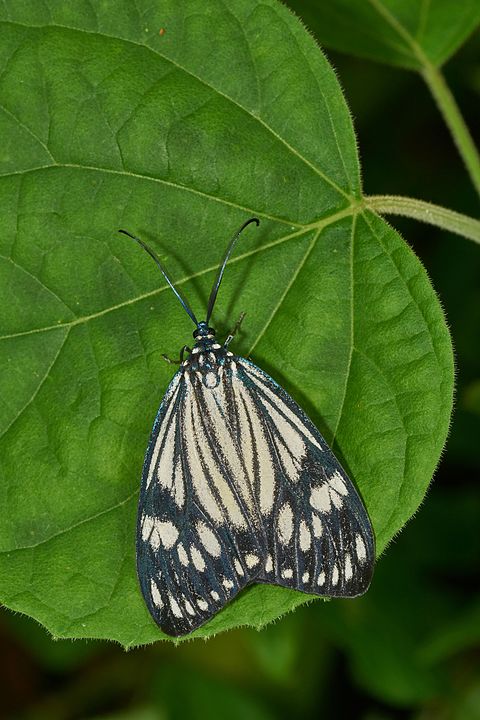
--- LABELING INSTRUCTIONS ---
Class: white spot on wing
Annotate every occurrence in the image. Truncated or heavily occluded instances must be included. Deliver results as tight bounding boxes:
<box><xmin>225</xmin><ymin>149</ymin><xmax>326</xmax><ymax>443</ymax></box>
<box><xmin>302</xmin><ymin>571</ymin><xmax>310</xmax><ymax>583</ymax></box>
<box><xmin>173</xmin><ymin>460</ymin><xmax>185</xmax><ymax>508</ymax></box>
<box><xmin>282</xmin><ymin>568</ymin><xmax>293</xmax><ymax>579</ymax></box>
<box><xmin>197</xmin><ymin>521</ymin><xmax>221</xmax><ymax>557</ymax></box>
<box><xmin>310</xmin><ymin>485</ymin><xmax>331</xmax><ymax>513</ymax></box>
<box><xmin>169</xmin><ymin>594</ymin><xmax>183</xmax><ymax>618</ymax></box>
<box><xmin>332</xmin><ymin>565</ymin><xmax>339</xmax><ymax>585</ymax></box>
<box><xmin>142</xmin><ymin>517</ymin><xmax>178</xmax><ymax>550</ymax></box>
<box><xmin>330</xmin><ymin>490</ymin><xmax>343</xmax><ymax>509</ymax></box>
<box><xmin>245</xmin><ymin>554</ymin><xmax>259</xmax><ymax>569</ymax></box>
<box><xmin>211</xmin><ymin>591</ymin><xmax>220</xmax><ymax>601</ymax></box>
<box><xmin>330</xmin><ymin>471</ymin><xmax>348</xmax><ymax>496</ymax></box>
<box><xmin>197</xmin><ymin>599</ymin><xmax>208</xmax><ymax>611</ymax></box>
<box><xmin>234</xmin><ymin>559</ymin><xmax>244</xmax><ymax>576</ymax></box>
<box><xmin>265</xmin><ymin>555</ymin><xmax>273</xmax><ymax>573</ymax></box>
<box><xmin>177</xmin><ymin>543</ymin><xmax>189</xmax><ymax>566</ymax></box>
<box><xmin>191</xmin><ymin>546</ymin><xmax>206</xmax><ymax>572</ymax></box>
<box><xmin>235</xmin><ymin>385</ymin><xmax>256</xmax><ymax>501</ymax></box>
<box><xmin>150</xmin><ymin>580</ymin><xmax>163</xmax><ymax>608</ymax></box>
<box><xmin>184</xmin><ymin>600</ymin><xmax>195</xmax><ymax>616</ymax></box>
<box><xmin>299</xmin><ymin>520</ymin><xmax>311</xmax><ymax>551</ymax></box>
<box><xmin>223</xmin><ymin>578</ymin><xmax>234</xmax><ymax>590</ymax></box>
<box><xmin>317</xmin><ymin>571</ymin><xmax>325</xmax><ymax>586</ymax></box>
<box><xmin>278</xmin><ymin>503</ymin><xmax>294</xmax><ymax>544</ymax></box>
<box><xmin>312</xmin><ymin>514</ymin><xmax>323</xmax><ymax>537</ymax></box>
<box><xmin>345</xmin><ymin>554</ymin><xmax>353</xmax><ymax>581</ymax></box>
<box><xmin>156</xmin><ymin>420</ymin><xmax>176</xmax><ymax>493</ymax></box>
<box><xmin>356</xmin><ymin>534</ymin><xmax>367</xmax><ymax>562</ymax></box>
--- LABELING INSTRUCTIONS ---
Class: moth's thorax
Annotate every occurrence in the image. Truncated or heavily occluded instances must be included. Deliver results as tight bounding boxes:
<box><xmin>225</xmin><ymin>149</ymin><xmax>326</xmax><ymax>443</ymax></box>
<box><xmin>184</xmin><ymin>337</ymin><xmax>233</xmax><ymax>390</ymax></box>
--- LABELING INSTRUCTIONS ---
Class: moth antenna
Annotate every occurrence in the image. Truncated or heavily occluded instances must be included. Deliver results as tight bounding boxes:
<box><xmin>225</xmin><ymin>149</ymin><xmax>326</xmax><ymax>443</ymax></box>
<box><xmin>119</xmin><ymin>229</ymin><xmax>198</xmax><ymax>326</ymax></box>
<box><xmin>205</xmin><ymin>218</ymin><xmax>260</xmax><ymax>325</ymax></box>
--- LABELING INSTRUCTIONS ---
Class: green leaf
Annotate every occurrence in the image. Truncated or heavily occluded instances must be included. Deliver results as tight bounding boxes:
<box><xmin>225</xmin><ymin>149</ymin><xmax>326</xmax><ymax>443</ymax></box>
<box><xmin>288</xmin><ymin>0</ymin><xmax>480</xmax><ymax>70</ymax></box>
<box><xmin>0</xmin><ymin>0</ymin><xmax>453</xmax><ymax>645</ymax></box>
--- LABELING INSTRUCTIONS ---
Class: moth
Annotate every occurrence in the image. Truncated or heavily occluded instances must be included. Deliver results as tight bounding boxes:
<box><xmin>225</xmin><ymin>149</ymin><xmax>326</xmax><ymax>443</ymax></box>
<box><xmin>120</xmin><ymin>218</ymin><xmax>375</xmax><ymax>637</ymax></box>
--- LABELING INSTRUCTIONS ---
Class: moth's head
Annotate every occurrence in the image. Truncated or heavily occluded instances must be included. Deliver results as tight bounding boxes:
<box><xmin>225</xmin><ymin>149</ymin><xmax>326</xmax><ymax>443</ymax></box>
<box><xmin>193</xmin><ymin>321</ymin><xmax>216</xmax><ymax>341</ymax></box>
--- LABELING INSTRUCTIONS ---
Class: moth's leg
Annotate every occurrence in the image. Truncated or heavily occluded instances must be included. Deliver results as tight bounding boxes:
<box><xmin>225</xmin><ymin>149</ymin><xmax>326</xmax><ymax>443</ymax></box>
<box><xmin>162</xmin><ymin>345</ymin><xmax>191</xmax><ymax>365</ymax></box>
<box><xmin>224</xmin><ymin>312</ymin><xmax>246</xmax><ymax>348</ymax></box>
<box><xmin>180</xmin><ymin>345</ymin><xmax>192</xmax><ymax>363</ymax></box>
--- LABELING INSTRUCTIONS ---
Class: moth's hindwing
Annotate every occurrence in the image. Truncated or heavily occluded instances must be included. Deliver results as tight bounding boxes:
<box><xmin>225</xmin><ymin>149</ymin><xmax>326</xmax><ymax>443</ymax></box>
<box><xmin>136</xmin><ymin>353</ymin><xmax>374</xmax><ymax>637</ymax></box>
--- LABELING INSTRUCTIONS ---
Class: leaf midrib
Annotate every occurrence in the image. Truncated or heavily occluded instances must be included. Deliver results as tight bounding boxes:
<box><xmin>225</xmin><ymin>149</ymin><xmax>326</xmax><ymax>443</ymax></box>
<box><xmin>0</xmin><ymin>163</ymin><xmax>311</xmax><ymax>227</ymax></box>
<box><xmin>0</xmin><ymin>18</ymin><xmax>353</xmax><ymax>199</ymax></box>
<box><xmin>1</xmin><ymin>489</ymin><xmax>137</xmax><ymax>555</ymax></box>
<box><xmin>366</xmin><ymin>0</ymin><xmax>434</xmax><ymax>69</ymax></box>
<box><xmin>0</xmin><ymin>205</ymin><xmax>357</xmax><ymax>341</ymax></box>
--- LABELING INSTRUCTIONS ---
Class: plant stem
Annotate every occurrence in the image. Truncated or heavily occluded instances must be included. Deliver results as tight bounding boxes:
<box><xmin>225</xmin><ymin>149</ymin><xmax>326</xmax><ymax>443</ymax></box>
<box><xmin>422</xmin><ymin>62</ymin><xmax>480</xmax><ymax>198</ymax></box>
<box><xmin>364</xmin><ymin>195</ymin><xmax>480</xmax><ymax>244</ymax></box>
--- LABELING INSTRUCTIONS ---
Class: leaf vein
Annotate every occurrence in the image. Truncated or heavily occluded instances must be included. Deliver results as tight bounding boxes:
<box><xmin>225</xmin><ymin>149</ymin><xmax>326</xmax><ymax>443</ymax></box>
<box><xmin>248</xmin><ymin>228</ymin><xmax>320</xmax><ymax>355</ymax></box>
<box><xmin>0</xmin><ymin>162</ymin><xmax>304</xmax><ymax>227</ymax></box>
<box><xmin>1</xmin><ymin>19</ymin><xmax>352</xmax><ymax>199</ymax></box>
<box><xmin>0</xmin><ymin>103</ymin><xmax>55</xmax><ymax>162</ymax></box>
<box><xmin>330</xmin><ymin>214</ymin><xmax>356</xmax><ymax>444</ymax></box>
<box><xmin>0</xmin><ymin>211</ymin><xmax>359</xmax><ymax>342</ymax></box>
<box><xmin>0</xmin><ymin>327</ymin><xmax>69</xmax><ymax>439</ymax></box>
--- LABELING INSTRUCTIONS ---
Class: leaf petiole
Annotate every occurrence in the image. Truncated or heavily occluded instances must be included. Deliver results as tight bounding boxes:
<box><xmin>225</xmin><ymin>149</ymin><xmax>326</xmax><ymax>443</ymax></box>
<box><xmin>364</xmin><ymin>195</ymin><xmax>480</xmax><ymax>244</ymax></box>
<box><xmin>421</xmin><ymin>62</ymin><xmax>480</xmax><ymax>199</ymax></box>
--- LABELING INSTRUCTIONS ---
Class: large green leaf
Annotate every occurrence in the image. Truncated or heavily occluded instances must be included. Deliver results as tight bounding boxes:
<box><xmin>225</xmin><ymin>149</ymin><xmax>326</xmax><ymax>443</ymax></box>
<box><xmin>288</xmin><ymin>0</ymin><xmax>480</xmax><ymax>70</ymax></box>
<box><xmin>0</xmin><ymin>0</ymin><xmax>453</xmax><ymax>645</ymax></box>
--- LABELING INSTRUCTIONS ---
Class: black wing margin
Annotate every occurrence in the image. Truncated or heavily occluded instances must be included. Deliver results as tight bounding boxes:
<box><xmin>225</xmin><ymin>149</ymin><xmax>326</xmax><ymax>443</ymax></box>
<box><xmin>234</xmin><ymin>358</ymin><xmax>375</xmax><ymax>599</ymax></box>
<box><xmin>136</xmin><ymin>368</ymin><xmax>264</xmax><ymax>637</ymax></box>
<box><xmin>137</xmin><ymin>355</ymin><xmax>375</xmax><ymax>637</ymax></box>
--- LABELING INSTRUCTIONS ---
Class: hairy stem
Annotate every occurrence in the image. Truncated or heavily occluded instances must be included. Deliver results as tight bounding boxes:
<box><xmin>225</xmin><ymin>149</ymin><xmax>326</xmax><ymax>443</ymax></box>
<box><xmin>422</xmin><ymin>62</ymin><xmax>480</xmax><ymax>198</ymax></box>
<box><xmin>364</xmin><ymin>195</ymin><xmax>480</xmax><ymax>244</ymax></box>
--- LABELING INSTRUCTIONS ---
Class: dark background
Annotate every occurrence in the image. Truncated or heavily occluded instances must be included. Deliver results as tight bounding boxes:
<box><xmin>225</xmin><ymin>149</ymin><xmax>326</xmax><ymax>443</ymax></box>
<box><xmin>2</xmin><ymin>18</ymin><xmax>479</xmax><ymax>720</ymax></box>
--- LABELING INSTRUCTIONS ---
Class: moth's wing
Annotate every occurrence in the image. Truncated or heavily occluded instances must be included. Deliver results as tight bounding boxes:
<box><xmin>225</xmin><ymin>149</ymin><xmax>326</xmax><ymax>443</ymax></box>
<box><xmin>136</xmin><ymin>369</ymin><xmax>263</xmax><ymax>637</ymax></box>
<box><xmin>234</xmin><ymin>358</ymin><xmax>375</xmax><ymax>598</ymax></box>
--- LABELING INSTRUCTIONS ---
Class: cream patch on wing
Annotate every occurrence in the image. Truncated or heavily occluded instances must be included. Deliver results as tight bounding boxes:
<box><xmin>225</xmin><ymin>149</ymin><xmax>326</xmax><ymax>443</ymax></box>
<box><xmin>200</xmin><ymin>376</ymin><xmax>254</xmax><ymax>513</ymax></box>
<box><xmin>142</xmin><ymin>516</ymin><xmax>178</xmax><ymax>550</ymax></box>
<box><xmin>310</xmin><ymin>484</ymin><xmax>331</xmax><ymax>513</ymax></box>
<box><xmin>183</xmin><ymin>384</ymin><xmax>245</xmax><ymax>528</ymax></box>
<box><xmin>196</xmin><ymin>521</ymin><xmax>221</xmax><ymax>557</ymax></box>
<box><xmin>235</xmin><ymin>380</ymin><xmax>276</xmax><ymax>515</ymax></box>
<box><xmin>146</xmin><ymin>375</ymin><xmax>181</xmax><ymax>488</ymax></box>
<box><xmin>261</xmin><ymin>400</ymin><xmax>306</xmax><ymax>481</ymax></box>
<box><xmin>239</xmin><ymin>361</ymin><xmax>323</xmax><ymax>451</ymax></box>
<box><xmin>277</xmin><ymin>503</ymin><xmax>294</xmax><ymax>544</ymax></box>
<box><xmin>299</xmin><ymin>520</ymin><xmax>311</xmax><ymax>551</ymax></box>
